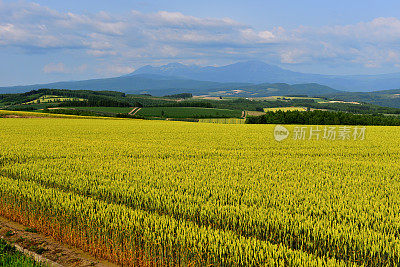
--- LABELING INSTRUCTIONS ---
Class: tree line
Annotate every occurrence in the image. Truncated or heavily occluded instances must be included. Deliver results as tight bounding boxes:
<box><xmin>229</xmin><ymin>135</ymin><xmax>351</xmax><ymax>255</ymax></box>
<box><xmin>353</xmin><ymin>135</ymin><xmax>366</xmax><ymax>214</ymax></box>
<box><xmin>246</xmin><ymin>110</ymin><xmax>400</xmax><ymax>126</ymax></box>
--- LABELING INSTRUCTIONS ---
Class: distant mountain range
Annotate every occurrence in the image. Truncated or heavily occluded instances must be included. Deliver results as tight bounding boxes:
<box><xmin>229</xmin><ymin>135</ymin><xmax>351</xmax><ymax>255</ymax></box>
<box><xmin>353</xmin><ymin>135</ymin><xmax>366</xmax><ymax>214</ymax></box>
<box><xmin>0</xmin><ymin>74</ymin><xmax>249</xmax><ymax>95</ymax></box>
<box><xmin>0</xmin><ymin>73</ymin><xmax>340</xmax><ymax>97</ymax></box>
<box><xmin>130</xmin><ymin>61</ymin><xmax>400</xmax><ymax>92</ymax></box>
<box><xmin>1</xmin><ymin>60</ymin><xmax>400</xmax><ymax>96</ymax></box>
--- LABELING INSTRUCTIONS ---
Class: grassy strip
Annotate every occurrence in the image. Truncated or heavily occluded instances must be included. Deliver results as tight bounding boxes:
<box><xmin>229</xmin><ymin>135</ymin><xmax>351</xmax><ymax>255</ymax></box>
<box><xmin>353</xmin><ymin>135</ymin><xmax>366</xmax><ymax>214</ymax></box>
<box><xmin>0</xmin><ymin>239</ymin><xmax>40</xmax><ymax>266</ymax></box>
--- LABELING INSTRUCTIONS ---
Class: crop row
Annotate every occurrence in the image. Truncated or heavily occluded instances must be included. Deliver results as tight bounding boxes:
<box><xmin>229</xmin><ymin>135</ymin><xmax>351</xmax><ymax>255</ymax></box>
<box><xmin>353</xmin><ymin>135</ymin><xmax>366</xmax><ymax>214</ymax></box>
<box><xmin>0</xmin><ymin>175</ymin><xmax>340</xmax><ymax>266</ymax></box>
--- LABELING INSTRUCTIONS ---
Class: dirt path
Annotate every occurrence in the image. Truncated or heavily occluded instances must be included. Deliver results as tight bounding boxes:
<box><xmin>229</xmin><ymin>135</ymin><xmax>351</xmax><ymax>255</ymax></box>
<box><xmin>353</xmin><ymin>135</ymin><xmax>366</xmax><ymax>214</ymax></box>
<box><xmin>131</xmin><ymin>108</ymin><xmax>142</xmax><ymax>116</ymax></box>
<box><xmin>0</xmin><ymin>216</ymin><xmax>119</xmax><ymax>267</ymax></box>
<box><xmin>128</xmin><ymin>107</ymin><xmax>137</xmax><ymax>115</ymax></box>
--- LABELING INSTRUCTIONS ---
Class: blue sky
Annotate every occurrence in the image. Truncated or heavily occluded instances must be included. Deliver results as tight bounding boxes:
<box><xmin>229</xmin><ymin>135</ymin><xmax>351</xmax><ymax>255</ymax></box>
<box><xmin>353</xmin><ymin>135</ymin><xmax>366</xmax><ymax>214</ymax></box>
<box><xmin>1</xmin><ymin>0</ymin><xmax>400</xmax><ymax>86</ymax></box>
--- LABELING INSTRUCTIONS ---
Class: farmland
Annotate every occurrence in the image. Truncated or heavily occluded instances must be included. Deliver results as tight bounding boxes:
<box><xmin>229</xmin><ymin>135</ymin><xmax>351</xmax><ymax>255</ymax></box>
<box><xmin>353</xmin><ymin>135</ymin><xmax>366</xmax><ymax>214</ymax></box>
<box><xmin>3</xmin><ymin>89</ymin><xmax>400</xmax><ymax>121</ymax></box>
<box><xmin>24</xmin><ymin>95</ymin><xmax>86</xmax><ymax>104</ymax></box>
<box><xmin>135</xmin><ymin>107</ymin><xmax>242</xmax><ymax>118</ymax></box>
<box><xmin>264</xmin><ymin>107</ymin><xmax>308</xmax><ymax>112</ymax></box>
<box><xmin>0</xmin><ymin>109</ymin><xmax>115</xmax><ymax>119</ymax></box>
<box><xmin>0</xmin><ymin>117</ymin><xmax>400</xmax><ymax>266</ymax></box>
<box><xmin>63</xmin><ymin>106</ymin><xmax>134</xmax><ymax>114</ymax></box>
<box><xmin>198</xmin><ymin>118</ymin><xmax>245</xmax><ymax>124</ymax></box>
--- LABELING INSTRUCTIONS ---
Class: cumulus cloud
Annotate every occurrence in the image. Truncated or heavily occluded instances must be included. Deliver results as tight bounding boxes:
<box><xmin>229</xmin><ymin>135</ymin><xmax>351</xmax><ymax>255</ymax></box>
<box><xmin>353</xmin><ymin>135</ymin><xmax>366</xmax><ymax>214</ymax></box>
<box><xmin>283</xmin><ymin>17</ymin><xmax>400</xmax><ymax>68</ymax></box>
<box><xmin>106</xmin><ymin>65</ymin><xmax>136</xmax><ymax>74</ymax></box>
<box><xmin>43</xmin><ymin>62</ymin><xmax>67</xmax><ymax>73</ymax></box>
<box><xmin>43</xmin><ymin>62</ymin><xmax>91</xmax><ymax>74</ymax></box>
<box><xmin>1</xmin><ymin>1</ymin><xmax>400</xmax><ymax>73</ymax></box>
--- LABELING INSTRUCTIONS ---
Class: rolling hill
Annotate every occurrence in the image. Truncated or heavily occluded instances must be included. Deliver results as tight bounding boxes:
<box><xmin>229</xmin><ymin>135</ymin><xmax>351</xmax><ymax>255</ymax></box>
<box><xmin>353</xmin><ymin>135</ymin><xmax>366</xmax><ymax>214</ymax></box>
<box><xmin>130</xmin><ymin>61</ymin><xmax>400</xmax><ymax>92</ymax></box>
<box><xmin>323</xmin><ymin>88</ymin><xmax>400</xmax><ymax>108</ymax></box>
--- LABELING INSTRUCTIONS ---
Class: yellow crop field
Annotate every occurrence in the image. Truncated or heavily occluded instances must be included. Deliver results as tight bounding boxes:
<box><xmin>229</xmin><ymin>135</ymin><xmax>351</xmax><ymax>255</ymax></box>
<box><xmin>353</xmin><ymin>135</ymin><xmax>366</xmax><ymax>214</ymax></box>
<box><xmin>24</xmin><ymin>95</ymin><xmax>86</xmax><ymax>104</ymax></box>
<box><xmin>0</xmin><ymin>110</ymin><xmax>118</xmax><ymax>119</ymax></box>
<box><xmin>198</xmin><ymin>118</ymin><xmax>245</xmax><ymax>124</ymax></box>
<box><xmin>1</xmin><ymin>118</ymin><xmax>400</xmax><ymax>266</ymax></box>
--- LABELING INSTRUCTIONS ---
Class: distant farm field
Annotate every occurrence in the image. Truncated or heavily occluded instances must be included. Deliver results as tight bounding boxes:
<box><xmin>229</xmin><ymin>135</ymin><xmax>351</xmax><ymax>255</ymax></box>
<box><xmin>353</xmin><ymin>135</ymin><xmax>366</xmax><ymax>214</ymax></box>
<box><xmin>245</xmin><ymin>110</ymin><xmax>266</xmax><ymax>116</ymax></box>
<box><xmin>198</xmin><ymin>118</ymin><xmax>245</xmax><ymax>124</ymax></box>
<box><xmin>264</xmin><ymin>107</ymin><xmax>307</xmax><ymax>112</ymax></box>
<box><xmin>0</xmin><ymin>109</ymin><xmax>84</xmax><ymax>118</ymax></box>
<box><xmin>136</xmin><ymin>107</ymin><xmax>242</xmax><ymax>118</ymax></box>
<box><xmin>25</xmin><ymin>95</ymin><xmax>85</xmax><ymax>104</ymax></box>
<box><xmin>1</xmin><ymin>118</ymin><xmax>400</xmax><ymax>265</ymax></box>
<box><xmin>67</xmin><ymin>106</ymin><xmax>134</xmax><ymax>114</ymax></box>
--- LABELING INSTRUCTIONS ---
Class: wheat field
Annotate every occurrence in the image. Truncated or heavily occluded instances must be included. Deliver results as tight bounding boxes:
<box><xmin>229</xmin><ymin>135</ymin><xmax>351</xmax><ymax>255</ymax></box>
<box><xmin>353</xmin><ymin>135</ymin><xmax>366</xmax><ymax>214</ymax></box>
<box><xmin>0</xmin><ymin>117</ymin><xmax>399</xmax><ymax>266</ymax></box>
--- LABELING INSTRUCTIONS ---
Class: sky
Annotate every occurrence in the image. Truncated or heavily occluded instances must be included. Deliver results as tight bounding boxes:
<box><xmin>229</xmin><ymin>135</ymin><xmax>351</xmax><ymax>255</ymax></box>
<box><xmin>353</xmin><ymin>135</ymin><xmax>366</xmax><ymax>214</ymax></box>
<box><xmin>1</xmin><ymin>0</ymin><xmax>400</xmax><ymax>86</ymax></box>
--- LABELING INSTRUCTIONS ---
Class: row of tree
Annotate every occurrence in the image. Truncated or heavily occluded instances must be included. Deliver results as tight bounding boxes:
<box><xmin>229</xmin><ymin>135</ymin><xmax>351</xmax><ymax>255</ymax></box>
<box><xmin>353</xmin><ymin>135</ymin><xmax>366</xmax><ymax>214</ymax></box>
<box><xmin>246</xmin><ymin>110</ymin><xmax>400</xmax><ymax>126</ymax></box>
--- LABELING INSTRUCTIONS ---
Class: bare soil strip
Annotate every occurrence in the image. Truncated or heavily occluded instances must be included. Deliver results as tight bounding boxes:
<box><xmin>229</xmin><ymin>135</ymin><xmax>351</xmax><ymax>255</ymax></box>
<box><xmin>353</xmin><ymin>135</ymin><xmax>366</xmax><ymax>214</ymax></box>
<box><xmin>0</xmin><ymin>216</ymin><xmax>119</xmax><ymax>267</ymax></box>
<box><xmin>128</xmin><ymin>107</ymin><xmax>137</xmax><ymax>115</ymax></box>
<box><xmin>131</xmin><ymin>108</ymin><xmax>142</xmax><ymax>116</ymax></box>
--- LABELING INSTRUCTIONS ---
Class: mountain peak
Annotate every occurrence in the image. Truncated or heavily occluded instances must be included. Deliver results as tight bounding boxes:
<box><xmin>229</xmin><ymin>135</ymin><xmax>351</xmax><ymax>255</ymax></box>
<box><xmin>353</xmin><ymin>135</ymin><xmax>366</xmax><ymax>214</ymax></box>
<box><xmin>130</xmin><ymin>60</ymin><xmax>293</xmax><ymax>83</ymax></box>
<box><xmin>160</xmin><ymin>62</ymin><xmax>188</xmax><ymax>70</ymax></box>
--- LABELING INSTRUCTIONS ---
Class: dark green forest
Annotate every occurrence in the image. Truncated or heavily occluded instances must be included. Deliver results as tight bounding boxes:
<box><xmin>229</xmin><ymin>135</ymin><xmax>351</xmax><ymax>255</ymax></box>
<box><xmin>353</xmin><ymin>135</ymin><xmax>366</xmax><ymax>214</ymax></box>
<box><xmin>246</xmin><ymin>110</ymin><xmax>400</xmax><ymax>126</ymax></box>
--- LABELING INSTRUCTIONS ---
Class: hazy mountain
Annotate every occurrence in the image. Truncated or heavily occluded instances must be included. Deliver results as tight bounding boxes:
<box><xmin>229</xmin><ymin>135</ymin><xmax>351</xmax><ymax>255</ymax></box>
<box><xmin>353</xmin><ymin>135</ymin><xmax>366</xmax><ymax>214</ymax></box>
<box><xmin>0</xmin><ymin>73</ymin><xmax>340</xmax><ymax>97</ymax></box>
<box><xmin>3</xmin><ymin>72</ymin><xmax>400</xmax><ymax>108</ymax></box>
<box><xmin>131</xmin><ymin>61</ymin><xmax>306</xmax><ymax>84</ymax></box>
<box><xmin>2</xmin><ymin>60</ymin><xmax>399</xmax><ymax>96</ymax></box>
<box><xmin>0</xmin><ymin>74</ymin><xmax>246</xmax><ymax>95</ymax></box>
<box><xmin>239</xmin><ymin>83</ymin><xmax>340</xmax><ymax>96</ymax></box>
<box><xmin>131</xmin><ymin>61</ymin><xmax>400</xmax><ymax>92</ymax></box>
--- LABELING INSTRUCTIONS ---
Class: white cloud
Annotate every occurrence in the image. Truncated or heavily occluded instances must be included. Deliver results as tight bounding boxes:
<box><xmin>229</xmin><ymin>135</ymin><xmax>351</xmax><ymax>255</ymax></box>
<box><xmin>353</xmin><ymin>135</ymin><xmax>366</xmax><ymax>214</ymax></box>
<box><xmin>104</xmin><ymin>65</ymin><xmax>135</xmax><ymax>75</ymax></box>
<box><xmin>287</xmin><ymin>17</ymin><xmax>400</xmax><ymax>68</ymax></box>
<box><xmin>43</xmin><ymin>62</ymin><xmax>67</xmax><ymax>73</ymax></box>
<box><xmin>76</xmin><ymin>64</ymin><xmax>88</xmax><ymax>73</ymax></box>
<box><xmin>280</xmin><ymin>49</ymin><xmax>308</xmax><ymax>64</ymax></box>
<box><xmin>1</xmin><ymin>2</ymin><xmax>400</xmax><ymax>73</ymax></box>
<box><xmin>43</xmin><ymin>62</ymin><xmax>92</xmax><ymax>74</ymax></box>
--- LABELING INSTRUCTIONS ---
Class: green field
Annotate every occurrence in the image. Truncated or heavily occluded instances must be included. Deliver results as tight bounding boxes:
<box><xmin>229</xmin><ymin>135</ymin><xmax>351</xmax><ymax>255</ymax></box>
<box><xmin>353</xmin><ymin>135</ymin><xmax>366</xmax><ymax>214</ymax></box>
<box><xmin>136</xmin><ymin>107</ymin><xmax>242</xmax><ymax>118</ymax></box>
<box><xmin>0</xmin><ymin>239</ymin><xmax>39</xmax><ymax>266</ymax></box>
<box><xmin>67</xmin><ymin>106</ymin><xmax>134</xmax><ymax>114</ymax></box>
